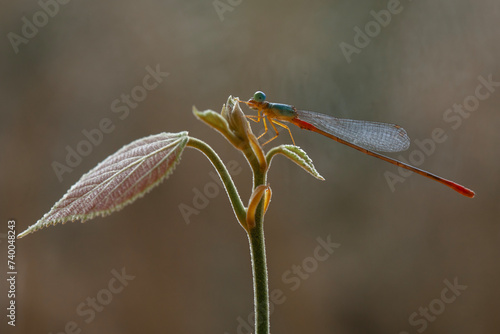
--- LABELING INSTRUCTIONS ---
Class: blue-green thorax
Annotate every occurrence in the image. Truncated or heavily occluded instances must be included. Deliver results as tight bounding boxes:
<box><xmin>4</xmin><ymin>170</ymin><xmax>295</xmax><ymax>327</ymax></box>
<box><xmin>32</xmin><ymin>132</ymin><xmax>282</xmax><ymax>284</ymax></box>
<box><xmin>265</xmin><ymin>102</ymin><xmax>298</xmax><ymax>121</ymax></box>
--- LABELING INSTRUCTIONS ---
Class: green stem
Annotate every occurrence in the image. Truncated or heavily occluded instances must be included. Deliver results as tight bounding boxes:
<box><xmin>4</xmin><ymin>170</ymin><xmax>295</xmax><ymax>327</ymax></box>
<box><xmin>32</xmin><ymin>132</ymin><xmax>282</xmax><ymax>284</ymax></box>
<box><xmin>248</xmin><ymin>169</ymin><xmax>269</xmax><ymax>334</ymax></box>
<box><xmin>186</xmin><ymin>137</ymin><xmax>247</xmax><ymax>227</ymax></box>
<box><xmin>248</xmin><ymin>217</ymin><xmax>269</xmax><ymax>334</ymax></box>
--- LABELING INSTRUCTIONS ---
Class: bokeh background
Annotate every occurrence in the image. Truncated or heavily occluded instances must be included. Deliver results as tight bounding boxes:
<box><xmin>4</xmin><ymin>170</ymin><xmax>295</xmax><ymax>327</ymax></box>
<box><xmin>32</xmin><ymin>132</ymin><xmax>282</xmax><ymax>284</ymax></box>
<box><xmin>1</xmin><ymin>0</ymin><xmax>499</xmax><ymax>333</ymax></box>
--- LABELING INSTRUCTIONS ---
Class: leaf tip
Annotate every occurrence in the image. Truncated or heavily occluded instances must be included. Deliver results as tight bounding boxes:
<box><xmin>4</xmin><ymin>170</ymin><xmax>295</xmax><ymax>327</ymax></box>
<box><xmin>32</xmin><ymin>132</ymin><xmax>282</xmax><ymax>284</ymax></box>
<box><xmin>17</xmin><ymin>229</ymin><xmax>31</xmax><ymax>239</ymax></box>
<box><xmin>267</xmin><ymin>145</ymin><xmax>324</xmax><ymax>181</ymax></box>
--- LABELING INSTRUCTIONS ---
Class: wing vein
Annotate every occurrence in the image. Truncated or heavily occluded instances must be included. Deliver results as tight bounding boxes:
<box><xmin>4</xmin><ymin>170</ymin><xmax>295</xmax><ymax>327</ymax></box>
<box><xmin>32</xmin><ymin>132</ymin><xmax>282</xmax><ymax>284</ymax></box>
<box><xmin>295</xmin><ymin>110</ymin><xmax>410</xmax><ymax>152</ymax></box>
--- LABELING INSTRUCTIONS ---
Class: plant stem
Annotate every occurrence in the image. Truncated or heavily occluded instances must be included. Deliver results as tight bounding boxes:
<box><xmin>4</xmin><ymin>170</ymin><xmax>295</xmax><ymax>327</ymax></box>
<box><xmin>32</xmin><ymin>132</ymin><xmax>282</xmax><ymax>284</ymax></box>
<box><xmin>186</xmin><ymin>137</ymin><xmax>247</xmax><ymax>226</ymax></box>
<box><xmin>248</xmin><ymin>169</ymin><xmax>269</xmax><ymax>334</ymax></box>
<box><xmin>248</xmin><ymin>219</ymin><xmax>269</xmax><ymax>334</ymax></box>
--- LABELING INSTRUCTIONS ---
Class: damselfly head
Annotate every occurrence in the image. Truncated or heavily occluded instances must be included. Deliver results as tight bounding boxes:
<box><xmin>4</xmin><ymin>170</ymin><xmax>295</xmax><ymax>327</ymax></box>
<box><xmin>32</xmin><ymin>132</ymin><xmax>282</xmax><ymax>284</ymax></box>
<box><xmin>253</xmin><ymin>91</ymin><xmax>266</xmax><ymax>102</ymax></box>
<box><xmin>238</xmin><ymin>91</ymin><xmax>268</xmax><ymax>110</ymax></box>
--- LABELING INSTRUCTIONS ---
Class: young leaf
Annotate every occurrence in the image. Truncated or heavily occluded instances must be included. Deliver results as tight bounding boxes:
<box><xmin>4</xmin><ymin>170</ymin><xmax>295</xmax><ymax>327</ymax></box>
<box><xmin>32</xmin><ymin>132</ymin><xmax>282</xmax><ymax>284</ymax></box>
<box><xmin>18</xmin><ymin>131</ymin><xmax>189</xmax><ymax>238</ymax></box>
<box><xmin>266</xmin><ymin>145</ymin><xmax>325</xmax><ymax>181</ymax></box>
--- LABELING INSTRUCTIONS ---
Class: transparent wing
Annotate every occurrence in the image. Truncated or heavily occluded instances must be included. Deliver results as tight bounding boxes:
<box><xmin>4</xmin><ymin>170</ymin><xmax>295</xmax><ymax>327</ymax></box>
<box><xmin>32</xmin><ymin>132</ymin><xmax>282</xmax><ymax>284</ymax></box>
<box><xmin>296</xmin><ymin>110</ymin><xmax>410</xmax><ymax>152</ymax></box>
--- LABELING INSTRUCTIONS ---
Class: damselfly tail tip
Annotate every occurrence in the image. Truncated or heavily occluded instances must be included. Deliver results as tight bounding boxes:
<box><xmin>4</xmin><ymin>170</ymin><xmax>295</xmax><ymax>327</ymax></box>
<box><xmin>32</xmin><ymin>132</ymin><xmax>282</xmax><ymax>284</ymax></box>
<box><xmin>447</xmin><ymin>181</ymin><xmax>475</xmax><ymax>198</ymax></box>
<box><xmin>461</xmin><ymin>187</ymin><xmax>475</xmax><ymax>198</ymax></box>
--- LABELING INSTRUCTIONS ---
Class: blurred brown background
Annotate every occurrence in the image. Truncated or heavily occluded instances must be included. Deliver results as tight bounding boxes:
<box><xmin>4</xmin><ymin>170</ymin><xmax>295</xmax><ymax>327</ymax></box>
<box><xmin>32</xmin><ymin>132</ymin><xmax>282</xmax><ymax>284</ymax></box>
<box><xmin>1</xmin><ymin>0</ymin><xmax>499</xmax><ymax>333</ymax></box>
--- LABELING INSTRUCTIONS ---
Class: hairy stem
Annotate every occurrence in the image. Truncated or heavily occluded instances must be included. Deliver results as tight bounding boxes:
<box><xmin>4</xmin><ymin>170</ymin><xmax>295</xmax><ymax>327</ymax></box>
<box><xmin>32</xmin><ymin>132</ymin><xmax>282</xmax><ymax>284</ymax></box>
<box><xmin>248</xmin><ymin>212</ymin><xmax>269</xmax><ymax>334</ymax></box>
<box><xmin>248</xmin><ymin>168</ymin><xmax>269</xmax><ymax>334</ymax></box>
<box><xmin>186</xmin><ymin>137</ymin><xmax>247</xmax><ymax>227</ymax></box>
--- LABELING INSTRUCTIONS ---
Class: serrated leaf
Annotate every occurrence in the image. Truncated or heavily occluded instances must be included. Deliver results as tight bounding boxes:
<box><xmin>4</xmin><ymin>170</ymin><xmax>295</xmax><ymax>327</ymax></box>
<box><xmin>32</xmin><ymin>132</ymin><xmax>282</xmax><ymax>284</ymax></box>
<box><xmin>266</xmin><ymin>145</ymin><xmax>324</xmax><ymax>181</ymax></box>
<box><xmin>18</xmin><ymin>131</ymin><xmax>189</xmax><ymax>238</ymax></box>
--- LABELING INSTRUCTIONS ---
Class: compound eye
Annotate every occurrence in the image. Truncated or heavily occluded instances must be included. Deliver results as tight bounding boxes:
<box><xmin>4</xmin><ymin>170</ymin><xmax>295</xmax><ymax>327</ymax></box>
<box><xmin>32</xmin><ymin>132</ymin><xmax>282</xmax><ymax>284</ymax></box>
<box><xmin>253</xmin><ymin>91</ymin><xmax>266</xmax><ymax>102</ymax></box>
